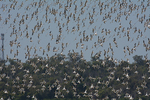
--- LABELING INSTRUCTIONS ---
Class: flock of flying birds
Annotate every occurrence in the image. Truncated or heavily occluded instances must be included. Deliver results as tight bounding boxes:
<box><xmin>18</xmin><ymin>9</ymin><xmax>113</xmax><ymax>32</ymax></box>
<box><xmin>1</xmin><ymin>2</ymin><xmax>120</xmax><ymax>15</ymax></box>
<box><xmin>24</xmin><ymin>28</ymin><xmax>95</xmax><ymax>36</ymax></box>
<box><xmin>0</xmin><ymin>0</ymin><xmax>150</xmax><ymax>60</ymax></box>
<box><xmin>0</xmin><ymin>0</ymin><xmax>149</xmax><ymax>63</ymax></box>
<box><xmin>0</xmin><ymin>0</ymin><xmax>150</xmax><ymax>99</ymax></box>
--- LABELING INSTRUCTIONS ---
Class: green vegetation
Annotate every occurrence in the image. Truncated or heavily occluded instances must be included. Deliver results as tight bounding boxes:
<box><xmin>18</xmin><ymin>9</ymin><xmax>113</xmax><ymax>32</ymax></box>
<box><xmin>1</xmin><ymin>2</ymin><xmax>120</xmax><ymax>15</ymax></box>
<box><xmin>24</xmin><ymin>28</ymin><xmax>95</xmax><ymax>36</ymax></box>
<box><xmin>0</xmin><ymin>54</ymin><xmax>150</xmax><ymax>100</ymax></box>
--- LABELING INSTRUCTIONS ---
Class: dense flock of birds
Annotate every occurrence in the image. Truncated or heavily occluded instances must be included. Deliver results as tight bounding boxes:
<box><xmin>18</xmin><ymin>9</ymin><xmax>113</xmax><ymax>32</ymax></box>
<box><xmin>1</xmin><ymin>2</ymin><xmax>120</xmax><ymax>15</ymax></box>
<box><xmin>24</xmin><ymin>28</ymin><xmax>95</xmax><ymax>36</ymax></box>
<box><xmin>0</xmin><ymin>0</ymin><xmax>149</xmax><ymax>63</ymax></box>
<box><xmin>0</xmin><ymin>0</ymin><xmax>150</xmax><ymax>99</ymax></box>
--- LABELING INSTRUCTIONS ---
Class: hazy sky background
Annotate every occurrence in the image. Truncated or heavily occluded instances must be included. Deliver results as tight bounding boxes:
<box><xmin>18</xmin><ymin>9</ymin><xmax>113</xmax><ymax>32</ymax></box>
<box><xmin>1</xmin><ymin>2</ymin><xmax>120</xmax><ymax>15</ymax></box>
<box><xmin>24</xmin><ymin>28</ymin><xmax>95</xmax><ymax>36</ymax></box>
<box><xmin>0</xmin><ymin>0</ymin><xmax>150</xmax><ymax>63</ymax></box>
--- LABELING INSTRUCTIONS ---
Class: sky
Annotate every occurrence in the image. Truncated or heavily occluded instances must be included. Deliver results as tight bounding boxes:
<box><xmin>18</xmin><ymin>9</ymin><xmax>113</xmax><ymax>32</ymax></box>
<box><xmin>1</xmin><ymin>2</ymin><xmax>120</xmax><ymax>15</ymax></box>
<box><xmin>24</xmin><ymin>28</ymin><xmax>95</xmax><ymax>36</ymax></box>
<box><xmin>0</xmin><ymin>0</ymin><xmax>150</xmax><ymax>63</ymax></box>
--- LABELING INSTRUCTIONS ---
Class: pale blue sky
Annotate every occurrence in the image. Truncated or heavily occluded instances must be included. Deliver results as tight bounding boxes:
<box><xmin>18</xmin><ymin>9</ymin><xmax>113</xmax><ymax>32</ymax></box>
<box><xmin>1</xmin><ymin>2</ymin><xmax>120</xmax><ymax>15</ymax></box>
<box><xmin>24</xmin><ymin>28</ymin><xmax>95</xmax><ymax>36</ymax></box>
<box><xmin>0</xmin><ymin>0</ymin><xmax>150</xmax><ymax>63</ymax></box>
